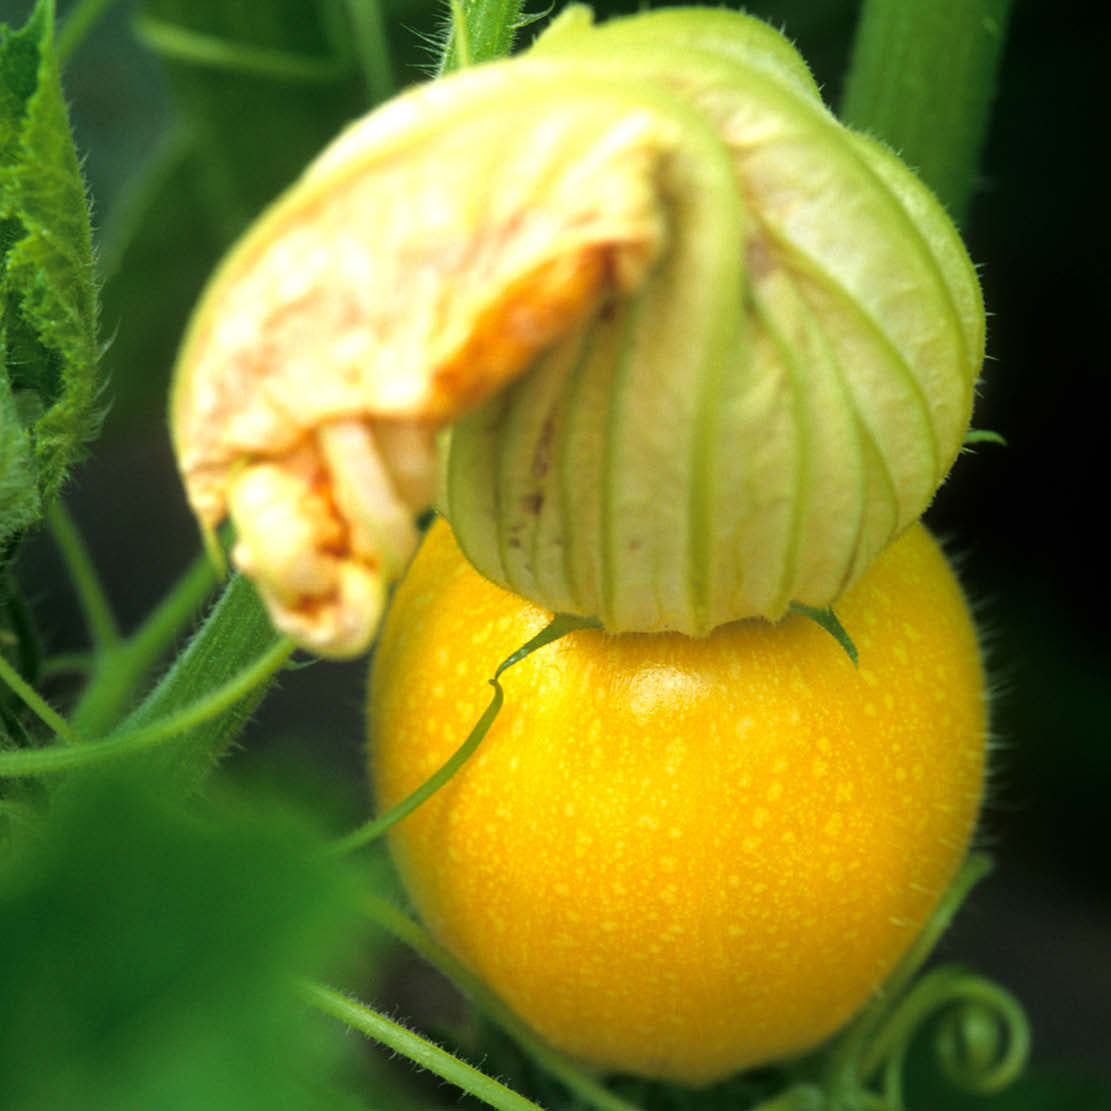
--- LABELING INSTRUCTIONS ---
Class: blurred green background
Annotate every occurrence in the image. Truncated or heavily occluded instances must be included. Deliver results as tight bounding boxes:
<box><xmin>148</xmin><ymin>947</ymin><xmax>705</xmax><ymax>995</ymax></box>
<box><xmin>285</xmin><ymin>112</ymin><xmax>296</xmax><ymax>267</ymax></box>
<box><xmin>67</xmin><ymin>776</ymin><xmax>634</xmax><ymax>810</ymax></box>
<box><xmin>3</xmin><ymin>0</ymin><xmax>1108</xmax><ymax>1106</ymax></box>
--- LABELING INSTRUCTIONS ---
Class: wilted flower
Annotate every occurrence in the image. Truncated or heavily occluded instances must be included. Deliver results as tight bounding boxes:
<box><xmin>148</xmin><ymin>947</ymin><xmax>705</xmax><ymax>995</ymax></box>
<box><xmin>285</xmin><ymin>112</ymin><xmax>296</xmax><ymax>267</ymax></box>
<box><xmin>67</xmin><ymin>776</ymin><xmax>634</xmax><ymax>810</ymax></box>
<box><xmin>171</xmin><ymin>5</ymin><xmax>983</xmax><ymax>656</ymax></box>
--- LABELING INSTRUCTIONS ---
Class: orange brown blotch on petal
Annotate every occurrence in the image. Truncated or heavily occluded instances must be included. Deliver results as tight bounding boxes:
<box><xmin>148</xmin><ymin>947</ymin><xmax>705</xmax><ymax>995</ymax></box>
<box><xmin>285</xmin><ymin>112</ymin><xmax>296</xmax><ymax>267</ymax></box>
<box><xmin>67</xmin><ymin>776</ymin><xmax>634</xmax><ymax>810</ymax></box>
<box><xmin>169</xmin><ymin>61</ymin><xmax>668</xmax><ymax>657</ymax></box>
<box><xmin>428</xmin><ymin>248</ymin><xmax>614</xmax><ymax>420</ymax></box>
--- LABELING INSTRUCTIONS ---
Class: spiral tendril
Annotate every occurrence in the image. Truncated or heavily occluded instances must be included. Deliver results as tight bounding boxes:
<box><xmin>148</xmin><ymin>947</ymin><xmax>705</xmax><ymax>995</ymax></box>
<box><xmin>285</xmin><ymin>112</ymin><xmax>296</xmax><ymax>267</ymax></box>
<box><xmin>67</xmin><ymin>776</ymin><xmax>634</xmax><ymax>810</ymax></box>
<box><xmin>934</xmin><ymin>982</ymin><xmax>1031</xmax><ymax>1094</ymax></box>
<box><xmin>812</xmin><ymin>853</ymin><xmax>1030</xmax><ymax>1111</ymax></box>
<box><xmin>857</xmin><ymin>963</ymin><xmax>1030</xmax><ymax>1108</ymax></box>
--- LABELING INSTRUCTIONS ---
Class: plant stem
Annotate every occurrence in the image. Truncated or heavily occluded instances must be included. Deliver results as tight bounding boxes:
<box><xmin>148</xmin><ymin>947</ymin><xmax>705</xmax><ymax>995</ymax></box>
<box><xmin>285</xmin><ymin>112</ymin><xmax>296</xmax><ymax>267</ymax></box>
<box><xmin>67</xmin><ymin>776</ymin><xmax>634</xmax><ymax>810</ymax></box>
<box><xmin>342</xmin><ymin>0</ymin><xmax>394</xmax><ymax>104</ymax></box>
<box><xmin>0</xmin><ymin>638</ymin><xmax>291</xmax><ymax>777</ymax></box>
<box><xmin>46</xmin><ymin>500</ymin><xmax>120</xmax><ymax>654</ymax></box>
<box><xmin>362</xmin><ymin>895</ymin><xmax>644</xmax><ymax>1111</ymax></box>
<box><xmin>299</xmin><ymin>980</ymin><xmax>546</xmax><ymax>1111</ymax></box>
<box><xmin>437</xmin><ymin>0</ymin><xmax>525</xmax><ymax>74</ymax></box>
<box><xmin>70</xmin><ymin>549</ymin><xmax>217</xmax><ymax>737</ymax></box>
<box><xmin>822</xmin><ymin>852</ymin><xmax>993</xmax><ymax>1102</ymax></box>
<box><xmin>0</xmin><ymin>652</ymin><xmax>81</xmax><ymax>745</ymax></box>
<box><xmin>131</xmin><ymin>14</ymin><xmax>350</xmax><ymax>81</ymax></box>
<box><xmin>326</xmin><ymin>681</ymin><xmax>503</xmax><ymax>856</ymax></box>
<box><xmin>840</xmin><ymin>0</ymin><xmax>1014</xmax><ymax>226</ymax></box>
<box><xmin>55</xmin><ymin>0</ymin><xmax>122</xmax><ymax>65</ymax></box>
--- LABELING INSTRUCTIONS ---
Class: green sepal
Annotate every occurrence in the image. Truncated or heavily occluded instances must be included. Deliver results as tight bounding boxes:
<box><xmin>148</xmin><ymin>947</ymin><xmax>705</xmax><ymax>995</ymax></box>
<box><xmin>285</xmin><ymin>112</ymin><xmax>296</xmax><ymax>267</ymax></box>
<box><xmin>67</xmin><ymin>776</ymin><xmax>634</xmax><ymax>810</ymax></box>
<box><xmin>331</xmin><ymin>611</ymin><xmax>599</xmax><ymax>856</ymax></box>
<box><xmin>789</xmin><ymin>602</ymin><xmax>859</xmax><ymax>667</ymax></box>
<box><xmin>0</xmin><ymin>0</ymin><xmax>100</xmax><ymax>548</ymax></box>
<box><xmin>963</xmin><ymin>427</ymin><xmax>1007</xmax><ymax>449</ymax></box>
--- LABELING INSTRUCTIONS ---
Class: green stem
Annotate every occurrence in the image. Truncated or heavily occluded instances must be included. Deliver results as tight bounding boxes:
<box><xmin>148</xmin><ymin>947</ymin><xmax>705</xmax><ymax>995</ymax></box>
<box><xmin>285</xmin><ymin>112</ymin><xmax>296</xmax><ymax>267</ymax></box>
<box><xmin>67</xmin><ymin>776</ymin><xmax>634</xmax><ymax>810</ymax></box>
<box><xmin>342</xmin><ymin>0</ymin><xmax>395</xmax><ymax>104</ymax></box>
<box><xmin>823</xmin><ymin>852</ymin><xmax>993</xmax><ymax>1102</ymax></box>
<box><xmin>46</xmin><ymin>500</ymin><xmax>120</xmax><ymax>653</ymax></box>
<box><xmin>132</xmin><ymin>14</ymin><xmax>351</xmax><ymax>82</ymax></box>
<box><xmin>362</xmin><ymin>895</ymin><xmax>644</xmax><ymax>1111</ymax></box>
<box><xmin>0</xmin><ymin>652</ymin><xmax>81</xmax><ymax>745</ymax></box>
<box><xmin>299</xmin><ymin>980</ymin><xmax>546</xmax><ymax>1111</ymax></box>
<box><xmin>70</xmin><ymin>549</ymin><xmax>218</xmax><ymax>737</ymax></box>
<box><xmin>437</xmin><ymin>0</ymin><xmax>525</xmax><ymax>75</ymax></box>
<box><xmin>115</xmin><ymin>573</ymin><xmax>287</xmax><ymax>793</ymax></box>
<box><xmin>55</xmin><ymin>0</ymin><xmax>123</xmax><ymax>65</ymax></box>
<box><xmin>840</xmin><ymin>0</ymin><xmax>1014</xmax><ymax>226</ymax></box>
<box><xmin>328</xmin><ymin>613</ymin><xmax>598</xmax><ymax>856</ymax></box>
<box><xmin>0</xmin><ymin>637</ymin><xmax>291</xmax><ymax>778</ymax></box>
<box><xmin>326</xmin><ymin>681</ymin><xmax>502</xmax><ymax>857</ymax></box>
<box><xmin>97</xmin><ymin>126</ymin><xmax>194</xmax><ymax>283</ymax></box>
<box><xmin>39</xmin><ymin>652</ymin><xmax>94</xmax><ymax>678</ymax></box>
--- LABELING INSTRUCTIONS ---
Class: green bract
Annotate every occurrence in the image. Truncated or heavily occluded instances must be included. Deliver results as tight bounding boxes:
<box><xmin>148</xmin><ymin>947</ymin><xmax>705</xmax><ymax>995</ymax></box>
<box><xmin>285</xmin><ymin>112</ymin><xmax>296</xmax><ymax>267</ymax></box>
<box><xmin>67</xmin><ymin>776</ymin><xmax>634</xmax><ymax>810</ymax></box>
<box><xmin>171</xmin><ymin>5</ymin><xmax>983</xmax><ymax>654</ymax></box>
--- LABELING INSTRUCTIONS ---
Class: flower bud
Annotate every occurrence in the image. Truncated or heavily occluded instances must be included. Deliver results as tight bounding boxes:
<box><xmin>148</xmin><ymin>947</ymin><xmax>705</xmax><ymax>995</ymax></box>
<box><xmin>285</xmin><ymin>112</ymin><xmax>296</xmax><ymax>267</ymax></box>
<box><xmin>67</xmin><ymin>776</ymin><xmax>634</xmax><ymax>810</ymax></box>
<box><xmin>171</xmin><ymin>5</ymin><xmax>983</xmax><ymax>654</ymax></box>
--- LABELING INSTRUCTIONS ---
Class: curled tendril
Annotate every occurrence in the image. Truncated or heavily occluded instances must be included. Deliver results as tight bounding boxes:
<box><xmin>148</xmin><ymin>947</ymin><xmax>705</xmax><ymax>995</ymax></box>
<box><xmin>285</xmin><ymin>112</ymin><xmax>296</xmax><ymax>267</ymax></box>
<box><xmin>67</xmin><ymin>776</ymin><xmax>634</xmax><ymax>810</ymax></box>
<box><xmin>934</xmin><ymin>983</ymin><xmax>1031</xmax><ymax>1094</ymax></box>
<box><xmin>860</xmin><ymin>964</ymin><xmax>1030</xmax><ymax>1109</ymax></box>
<box><xmin>804</xmin><ymin>852</ymin><xmax>1031</xmax><ymax>1111</ymax></box>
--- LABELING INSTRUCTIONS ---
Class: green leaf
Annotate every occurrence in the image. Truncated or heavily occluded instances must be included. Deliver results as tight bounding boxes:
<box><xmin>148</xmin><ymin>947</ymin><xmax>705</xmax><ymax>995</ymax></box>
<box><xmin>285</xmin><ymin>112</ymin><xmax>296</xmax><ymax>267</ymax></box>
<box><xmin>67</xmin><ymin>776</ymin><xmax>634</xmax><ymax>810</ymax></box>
<box><xmin>0</xmin><ymin>344</ymin><xmax>40</xmax><ymax>541</ymax></box>
<box><xmin>0</xmin><ymin>764</ymin><xmax>369</xmax><ymax>1111</ymax></box>
<box><xmin>0</xmin><ymin>0</ymin><xmax>100</xmax><ymax>546</ymax></box>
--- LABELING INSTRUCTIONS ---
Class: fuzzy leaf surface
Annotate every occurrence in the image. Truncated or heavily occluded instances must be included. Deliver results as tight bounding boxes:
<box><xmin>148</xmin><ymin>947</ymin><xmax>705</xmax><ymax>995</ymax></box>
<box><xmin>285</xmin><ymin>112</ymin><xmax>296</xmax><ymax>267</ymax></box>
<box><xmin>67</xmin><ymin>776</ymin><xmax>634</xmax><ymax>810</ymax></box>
<box><xmin>0</xmin><ymin>0</ymin><xmax>99</xmax><ymax>547</ymax></box>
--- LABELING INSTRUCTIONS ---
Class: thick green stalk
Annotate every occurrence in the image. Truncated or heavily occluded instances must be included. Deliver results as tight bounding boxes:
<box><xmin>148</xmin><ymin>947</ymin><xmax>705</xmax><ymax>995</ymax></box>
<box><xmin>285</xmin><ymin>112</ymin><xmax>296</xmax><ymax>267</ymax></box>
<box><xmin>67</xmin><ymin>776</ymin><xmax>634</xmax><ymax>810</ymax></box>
<box><xmin>437</xmin><ymin>0</ymin><xmax>525</xmax><ymax>74</ymax></box>
<box><xmin>115</xmin><ymin>573</ymin><xmax>288</xmax><ymax>793</ymax></box>
<box><xmin>841</xmin><ymin>0</ymin><xmax>1013</xmax><ymax>226</ymax></box>
<box><xmin>70</xmin><ymin>549</ymin><xmax>217</xmax><ymax>737</ymax></box>
<box><xmin>342</xmin><ymin>0</ymin><xmax>394</xmax><ymax>104</ymax></box>
<box><xmin>0</xmin><ymin>638</ymin><xmax>291</xmax><ymax>777</ymax></box>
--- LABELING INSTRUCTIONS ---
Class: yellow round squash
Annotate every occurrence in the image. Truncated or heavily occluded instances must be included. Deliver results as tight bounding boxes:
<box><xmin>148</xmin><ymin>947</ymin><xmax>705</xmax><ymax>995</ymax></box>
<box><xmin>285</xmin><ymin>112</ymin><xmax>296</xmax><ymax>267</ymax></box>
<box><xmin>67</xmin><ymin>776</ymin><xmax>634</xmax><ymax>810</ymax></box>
<box><xmin>368</xmin><ymin>518</ymin><xmax>986</xmax><ymax>1085</ymax></box>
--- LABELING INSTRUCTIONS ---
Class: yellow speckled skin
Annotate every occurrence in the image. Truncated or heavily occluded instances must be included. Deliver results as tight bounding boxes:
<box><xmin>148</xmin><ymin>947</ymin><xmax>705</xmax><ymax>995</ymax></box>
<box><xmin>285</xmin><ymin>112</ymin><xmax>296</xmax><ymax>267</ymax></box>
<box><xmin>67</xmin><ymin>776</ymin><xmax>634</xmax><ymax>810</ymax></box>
<box><xmin>368</xmin><ymin>519</ymin><xmax>986</xmax><ymax>1085</ymax></box>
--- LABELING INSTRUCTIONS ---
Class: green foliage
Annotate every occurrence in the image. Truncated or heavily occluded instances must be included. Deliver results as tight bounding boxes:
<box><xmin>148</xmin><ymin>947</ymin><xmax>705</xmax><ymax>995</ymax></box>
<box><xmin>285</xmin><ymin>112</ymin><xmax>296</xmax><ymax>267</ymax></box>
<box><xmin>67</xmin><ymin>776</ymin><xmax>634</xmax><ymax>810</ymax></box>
<box><xmin>0</xmin><ymin>764</ymin><xmax>369</xmax><ymax>1111</ymax></box>
<box><xmin>0</xmin><ymin>0</ymin><xmax>99</xmax><ymax>547</ymax></box>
